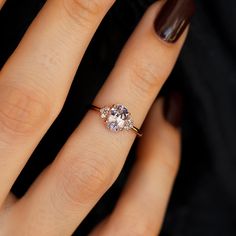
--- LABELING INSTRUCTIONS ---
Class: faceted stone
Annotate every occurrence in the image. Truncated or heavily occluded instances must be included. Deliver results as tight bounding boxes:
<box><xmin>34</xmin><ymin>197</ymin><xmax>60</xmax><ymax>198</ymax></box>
<box><xmin>104</xmin><ymin>104</ymin><xmax>133</xmax><ymax>132</ymax></box>
<box><xmin>124</xmin><ymin>118</ymin><xmax>134</xmax><ymax>130</ymax></box>
<box><xmin>100</xmin><ymin>107</ymin><xmax>110</xmax><ymax>119</ymax></box>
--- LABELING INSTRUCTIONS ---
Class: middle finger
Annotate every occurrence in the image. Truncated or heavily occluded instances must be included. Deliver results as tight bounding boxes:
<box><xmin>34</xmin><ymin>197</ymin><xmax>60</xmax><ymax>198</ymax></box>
<box><xmin>0</xmin><ymin>0</ymin><xmax>115</xmax><ymax>204</ymax></box>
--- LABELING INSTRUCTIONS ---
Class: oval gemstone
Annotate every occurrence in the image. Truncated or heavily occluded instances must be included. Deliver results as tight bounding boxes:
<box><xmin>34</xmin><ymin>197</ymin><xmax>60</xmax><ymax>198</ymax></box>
<box><xmin>105</xmin><ymin>104</ymin><xmax>133</xmax><ymax>132</ymax></box>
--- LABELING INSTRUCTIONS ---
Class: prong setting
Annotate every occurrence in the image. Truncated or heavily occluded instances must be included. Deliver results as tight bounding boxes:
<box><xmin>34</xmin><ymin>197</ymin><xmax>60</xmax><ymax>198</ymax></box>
<box><xmin>99</xmin><ymin>104</ymin><xmax>134</xmax><ymax>132</ymax></box>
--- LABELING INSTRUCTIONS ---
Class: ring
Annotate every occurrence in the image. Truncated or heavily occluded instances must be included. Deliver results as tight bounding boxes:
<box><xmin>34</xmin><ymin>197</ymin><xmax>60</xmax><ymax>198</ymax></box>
<box><xmin>90</xmin><ymin>104</ymin><xmax>143</xmax><ymax>137</ymax></box>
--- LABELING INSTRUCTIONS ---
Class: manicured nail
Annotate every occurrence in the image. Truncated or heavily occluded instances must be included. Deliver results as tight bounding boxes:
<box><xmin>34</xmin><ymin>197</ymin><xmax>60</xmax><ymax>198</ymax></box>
<box><xmin>154</xmin><ymin>0</ymin><xmax>195</xmax><ymax>43</ymax></box>
<box><xmin>163</xmin><ymin>91</ymin><xmax>183</xmax><ymax>128</ymax></box>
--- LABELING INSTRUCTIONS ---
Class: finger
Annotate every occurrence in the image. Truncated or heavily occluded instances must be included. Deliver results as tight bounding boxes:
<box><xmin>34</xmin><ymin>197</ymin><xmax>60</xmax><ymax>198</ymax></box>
<box><xmin>0</xmin><ymin>0</ymin><xmax>6</xmax><ymax>10</ymax></box>
<box><xmin>1</xmin><ymin>193</ymin><xmax>17</xmax><ymax>213</ymax></box>
<box><xmin>11</xmin><ymin>1</ymin><xmax>193</xmax><ymax>235</ymax></box>
<box><xmin>91</xmin><ymin>98</ymin><xmax>181</xmax><ymax>236</ymax></box>
<box><xmin>0</xmin><ymin>0</ymin><xmax>115</xmax><ymax>204</ymax></box>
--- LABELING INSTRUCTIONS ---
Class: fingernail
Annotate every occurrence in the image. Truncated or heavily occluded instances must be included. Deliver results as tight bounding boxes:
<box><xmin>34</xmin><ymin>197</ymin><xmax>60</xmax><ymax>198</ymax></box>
<box><xmin>163</xmin><ymin>91</ymin><xmax>183</xmax><ymax>128</ymax></box>
<box><xmin>154</xmin><ymin>0</ymin><xmax>195</xmax><ymax>43</ymax></box>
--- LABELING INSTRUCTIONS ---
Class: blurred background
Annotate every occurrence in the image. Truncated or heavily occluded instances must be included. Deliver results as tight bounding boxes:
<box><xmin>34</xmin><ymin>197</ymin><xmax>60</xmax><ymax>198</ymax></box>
<box><xmin>1</xmin><ymin>0</ymin><xmax>236</xmax><ymax>235</ymax></box>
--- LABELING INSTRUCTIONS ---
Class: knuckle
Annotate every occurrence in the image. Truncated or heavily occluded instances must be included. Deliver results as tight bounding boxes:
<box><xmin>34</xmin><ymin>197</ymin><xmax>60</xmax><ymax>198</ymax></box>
<box><xmin>63</xmin><ymin>0</ymin><xmax>109</xmax><ymax>25</ymax></box>
<box><xmin>0</xmin><ymin>85</ymin><xmax>50</xmax><ymax>136</ymax></box>
<box><xmin>60</xmin><ymin>157</ymin><xmax>113</xmax><ymax>205</ymax></box>
<box><xmin>129</xmin><ymin>61</ymin><xmax>164</xmax><ymax>97</ymax></box>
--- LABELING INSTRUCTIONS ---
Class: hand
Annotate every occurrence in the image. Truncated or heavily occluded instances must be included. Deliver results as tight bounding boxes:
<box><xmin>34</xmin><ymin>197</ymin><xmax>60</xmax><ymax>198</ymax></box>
<box><xmin>0</xmin><ymin>0</ymin><xmax>194</xmax><ymax>235</ymax></box>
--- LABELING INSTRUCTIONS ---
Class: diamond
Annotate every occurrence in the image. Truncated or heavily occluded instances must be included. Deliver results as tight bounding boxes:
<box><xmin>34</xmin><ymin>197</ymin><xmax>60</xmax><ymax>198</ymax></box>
<box><xmin>100</xmin><ymin>107</ymin><xmax>110</xmax><ymax>119</ymax></box>
<box><xmin>104</xmin><ymin>104</ymin><xmax>133</xmax><ymax>132</ymax></box>
<box><xmin>124</xmin><ymin>118</ymin><xmax>134</xmax><ymax>130</ymax></box>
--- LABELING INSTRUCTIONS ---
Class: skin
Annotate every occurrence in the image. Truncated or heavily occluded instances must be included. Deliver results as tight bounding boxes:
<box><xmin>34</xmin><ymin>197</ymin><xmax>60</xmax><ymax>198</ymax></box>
<box><xmin>0</xmin><ymin>0</ymin><xmax>185</xmax><ymax>235</ymax></box>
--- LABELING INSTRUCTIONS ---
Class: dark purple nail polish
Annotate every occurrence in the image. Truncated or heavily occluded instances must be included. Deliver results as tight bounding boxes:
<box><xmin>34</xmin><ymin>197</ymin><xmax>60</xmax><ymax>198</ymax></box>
<box><xmin>154</xmin><ymin>0</ymin><xmax>195</xmax><ymax>43</ymax></box>
<box><xmin>163</xmin><ymin>91</ymin><xmax>183</xmax><ymax>128</ymax></box>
